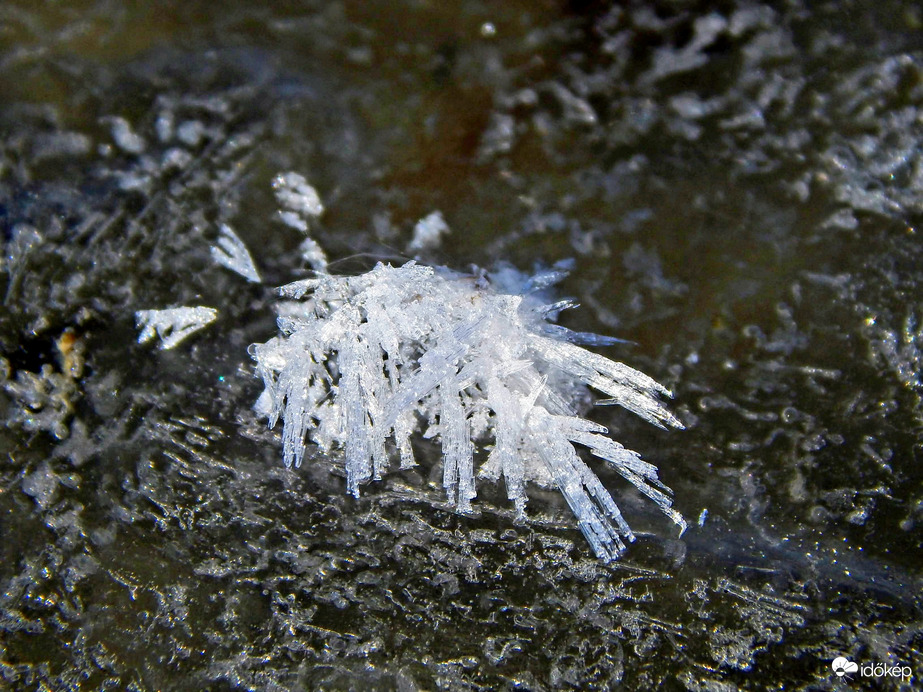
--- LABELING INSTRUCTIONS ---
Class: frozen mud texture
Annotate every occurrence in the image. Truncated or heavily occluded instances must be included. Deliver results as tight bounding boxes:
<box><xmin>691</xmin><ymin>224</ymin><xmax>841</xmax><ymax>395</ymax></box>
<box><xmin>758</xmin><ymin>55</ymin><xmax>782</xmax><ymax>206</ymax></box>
<box><xmin>1</xmin><ymin>1</ymin><xmax>921</xmax><ymax>689</ymax></box>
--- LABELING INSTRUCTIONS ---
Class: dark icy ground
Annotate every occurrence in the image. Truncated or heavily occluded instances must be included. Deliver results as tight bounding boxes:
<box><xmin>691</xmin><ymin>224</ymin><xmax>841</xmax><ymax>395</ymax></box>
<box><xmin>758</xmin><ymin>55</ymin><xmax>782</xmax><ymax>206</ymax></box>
<box><xmin>1</xmin><ymin>1</ymin><xmax>921</xmax><ymax>689</ymax></box>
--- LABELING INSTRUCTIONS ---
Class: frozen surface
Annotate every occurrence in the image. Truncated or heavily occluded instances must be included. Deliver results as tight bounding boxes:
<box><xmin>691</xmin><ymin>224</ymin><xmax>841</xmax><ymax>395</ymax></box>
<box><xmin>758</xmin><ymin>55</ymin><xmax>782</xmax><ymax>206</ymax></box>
<box><xmin>1</xmin><ymin>1</ymin><xmax>922</xmax><ymax>689</ymax></box>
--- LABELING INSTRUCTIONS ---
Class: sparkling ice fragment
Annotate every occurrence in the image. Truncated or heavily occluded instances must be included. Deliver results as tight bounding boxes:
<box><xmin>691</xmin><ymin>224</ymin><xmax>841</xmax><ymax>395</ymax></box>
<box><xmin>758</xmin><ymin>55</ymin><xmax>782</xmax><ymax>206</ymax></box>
<box><xmin>271</xmin><ymin>171</ymin><xmax>328</xmax><ymax>272</ymax></box>
<box><xmin>272</xmin><ymin>172</ymin><xmax>324</xmax><ymax>220</ymax></box>
<box><xmin>211</xmin><ymin>224</ymin><xmax>261</xmax><ymax>283</ymax></box>
<box><xmin>136</xmin><ymin>306</ymin><xmax>218</xmax><ymax>350</ymax></box>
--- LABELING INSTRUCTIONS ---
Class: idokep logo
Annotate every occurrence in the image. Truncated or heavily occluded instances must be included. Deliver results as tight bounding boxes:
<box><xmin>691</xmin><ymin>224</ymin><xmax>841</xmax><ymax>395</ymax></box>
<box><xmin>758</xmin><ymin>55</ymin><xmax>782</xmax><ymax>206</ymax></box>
<box><xmin>831</xmin><ymin>656</ymin><xmax>913</xmax><ymax>681</ymax></box>
<box><xmin>832</xmin><ymin>657</ymin><xmax>858</xmax><ymax>678</ymax></box>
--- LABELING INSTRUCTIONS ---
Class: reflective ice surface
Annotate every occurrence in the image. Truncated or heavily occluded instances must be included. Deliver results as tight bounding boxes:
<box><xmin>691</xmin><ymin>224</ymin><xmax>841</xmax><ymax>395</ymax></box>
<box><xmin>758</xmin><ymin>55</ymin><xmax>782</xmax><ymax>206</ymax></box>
<box><xmin>1</xmin><ymin>1</ymin><xmax>921</xmax><ymax>689</ymax></box>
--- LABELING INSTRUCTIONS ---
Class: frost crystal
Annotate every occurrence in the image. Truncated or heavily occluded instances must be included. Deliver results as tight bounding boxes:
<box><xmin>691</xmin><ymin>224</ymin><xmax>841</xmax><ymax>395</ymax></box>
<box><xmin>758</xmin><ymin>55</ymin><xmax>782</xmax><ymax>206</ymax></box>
<box><xmin>408</xmin><ymin>210</ymin><xmax>451</xmax><ymax>252</ymax></box>
<box><xmin>250</xmin><ymin>262</ymin><xmax>685</xmax><ymax>561</ymax></box>
<box><xmin>105</xmin><ymin>115</ymin><xmax>146</xmax><ymax>154</ymax></box>
<box><xmin>272</xmin><ymin>172</ymin><xmax>324</xmax><ymax>221</ymax></box>
<box><xmin>298</xmin><ymin>237</ymin><xmax>328</xmax><ymax>274</ymax></box>
<box><xmin>211</xmin><ymin>224</ymin><xmax>262</xmax><ymax>283</ymax></box>
<box><xmin>271</xmin><ymin>171</ymin><xmax>328</xmax><ymax>273</ymax></box>
<box><xmin>136</xmin><ymin>306</ymin><xmax>218</xmax><ymax>350</ymax></box>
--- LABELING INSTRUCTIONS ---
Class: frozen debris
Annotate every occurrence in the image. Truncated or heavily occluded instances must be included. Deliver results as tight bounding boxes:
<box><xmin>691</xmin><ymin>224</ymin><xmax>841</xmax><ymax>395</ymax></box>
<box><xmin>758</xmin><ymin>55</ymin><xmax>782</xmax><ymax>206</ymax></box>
<box><xmin>373</xmin><ymin>211</ymin><xmax>397</xmax><ymax>241</ymax></box>
<box><xmin>31</xmin><ymin>131</ymin><xmax>93</xmax><ymax>162</ymax></box>
<box><xmin>155</xmin><ymin>109</ymin><xmax>174</xmax><ymax>142</ymax></box>
<box><xmin>136</xmin><ymin>306</ymin><xmax>218</xmax><ymax>350</ymax></box>
<box><xmin>477</xmin><ymin>112</ymin><xmax>516</xmax><ymax>161</ymax></box>
<box><xmin>251</xmin><ymin>261</ymin><xmax>685</xmax><ymax>562</ymax></box>
<box><xmin>546</xmin><ymin>83</ymin><xmax>598</xmax><ymax>126</ymax></box>
<box><xmin>272</xmin><ymin>171</ymin><xmax>324</xmax><ymax>222</ymax></box>
<box><xmin>22</xmin><ymin>462</ymin><xmax>60</xmax><ymax>509</ymax></box>
<box><xmin>669</xmin><ymin>93</ymin><xmax>721</xmax><ymax>120</ymax></box>
<box><xmin>3</xmin><ymin>364</ymin><xmax>78</xmax><ymax>441</ymax></box>
<box><xmin>211</xmin><ymin>224</ymin><xmax>262</xmax><ymax>283</ymax></box>
<box><xmin>161</xmin><ymin>147</ymin><xmax>194</xmax><ymax>171</ymax></box>
<box><xmin>641</xmin><ymin>13</ymin><xmax>728</xmax><ymax>84</ymax></box>
<box><xmin>105</xmin><ymin>116</ymin><xmax>146</xmax><ymax>154</ymax></box>
<box><xmin>176</xmin><ymin>120</ymin><xmax>207</xmax><ymax>147</ymax></box>
<box><xmin>728</xmin><ymin>5</ymin><xmax>776</xmax><ymax>36</ymax></box>
<box><xmin>408</xmin><ymin>211</ymin><xmax>451</xmax><ymax>253</ymax></box>
<box><xmin>278</xmin><ymin>210</ymin><xmax>308</xmax><ymax>232</ymax></box>
<box><xmin>0</xmin><ymin>329</ymin><xmax>85</xmax><ymax>441</ymax></box>
<box><xmin>868</xmin><ymin>311</ymin><xmax>923</xmax><ymax>395</ymax></box>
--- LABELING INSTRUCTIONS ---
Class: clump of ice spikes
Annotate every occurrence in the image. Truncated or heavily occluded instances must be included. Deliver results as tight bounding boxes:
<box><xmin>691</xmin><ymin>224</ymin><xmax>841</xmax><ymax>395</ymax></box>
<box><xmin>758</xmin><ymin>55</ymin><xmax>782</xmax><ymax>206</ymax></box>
<box><xmin>136</xmin><ymin>306</ymin><xmax>218</xmax><ymax>350</ymax></box>
<box><xmin>250</xmin><ymin>261</ymin><xmax>686</xmax><ymax>561</ymax></box>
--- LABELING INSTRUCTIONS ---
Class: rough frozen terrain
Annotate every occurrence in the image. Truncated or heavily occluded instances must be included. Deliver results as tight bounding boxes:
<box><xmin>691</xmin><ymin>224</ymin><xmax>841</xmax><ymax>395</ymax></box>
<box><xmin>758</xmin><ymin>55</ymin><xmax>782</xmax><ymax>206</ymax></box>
<box><xmin>1</xmin><ymin>1</ymin><xmax>921</xmax><ymax>689</ymax></box>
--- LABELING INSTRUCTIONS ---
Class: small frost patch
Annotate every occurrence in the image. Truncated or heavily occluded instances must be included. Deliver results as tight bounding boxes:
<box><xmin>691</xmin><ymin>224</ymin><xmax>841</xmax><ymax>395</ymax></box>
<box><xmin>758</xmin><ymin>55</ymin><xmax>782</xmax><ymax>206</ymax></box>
<box><xmin>408</xmin><ymin>210</ymin><xmax>451</xmax><ymax>252</ymax></box>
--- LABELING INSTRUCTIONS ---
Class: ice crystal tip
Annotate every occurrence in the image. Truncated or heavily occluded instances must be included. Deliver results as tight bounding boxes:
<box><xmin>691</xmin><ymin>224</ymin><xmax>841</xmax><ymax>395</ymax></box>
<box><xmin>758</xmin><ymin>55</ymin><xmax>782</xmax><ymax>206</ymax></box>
<box><xmin>211</xmin><ymin>224</ymin><xmax>261</xmax><ymax>283</ymax></box>
<box><xmin>136</xmin><ymin>306</ymin><xmax>217</xmax><ymax>350</ymax></box>
<box><xmin>251</xmin><ymin>261</ymin><xmax>684</xmax><ymax>561</ymax></box>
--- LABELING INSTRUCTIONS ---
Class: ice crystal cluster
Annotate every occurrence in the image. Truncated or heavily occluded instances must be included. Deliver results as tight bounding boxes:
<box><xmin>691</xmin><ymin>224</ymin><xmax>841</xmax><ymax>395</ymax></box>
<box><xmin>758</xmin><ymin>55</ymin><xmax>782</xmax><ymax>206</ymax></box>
<box><xmin>251</xmin><ymin>261</ymin><xmax>686</xmax><ymax>561</ymax></box>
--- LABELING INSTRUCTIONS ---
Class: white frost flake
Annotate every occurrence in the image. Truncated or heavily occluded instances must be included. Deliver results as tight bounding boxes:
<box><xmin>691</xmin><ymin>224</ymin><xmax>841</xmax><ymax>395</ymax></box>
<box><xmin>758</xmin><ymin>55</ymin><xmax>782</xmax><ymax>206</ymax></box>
<box><xmin>408</xmin><ymin>210</ymin><xmax>451</xmax><ymax>252</ymax></box>
<box><xmin>136</xmin><ymin>306</ymin><xmax>218</xmax><ymax>350</ymax></box>
<box><xmin>298</xmin><ymin>238</ymin><xmax>328</xmax><ymax>274</ymax></box>
<box><xmin>271</xmin><ymin>171</ymin><xmax>328</xmax><ymax>273</ymax></box>
<box><xmin>272</xmin><ymin>172</ymin><xmax>324</xmax><ymax>220</ymax></box>
<box><xmin>211</xmin><ymin>224</ymin><xmax>262</xmax><ymax>283</ymax></box>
